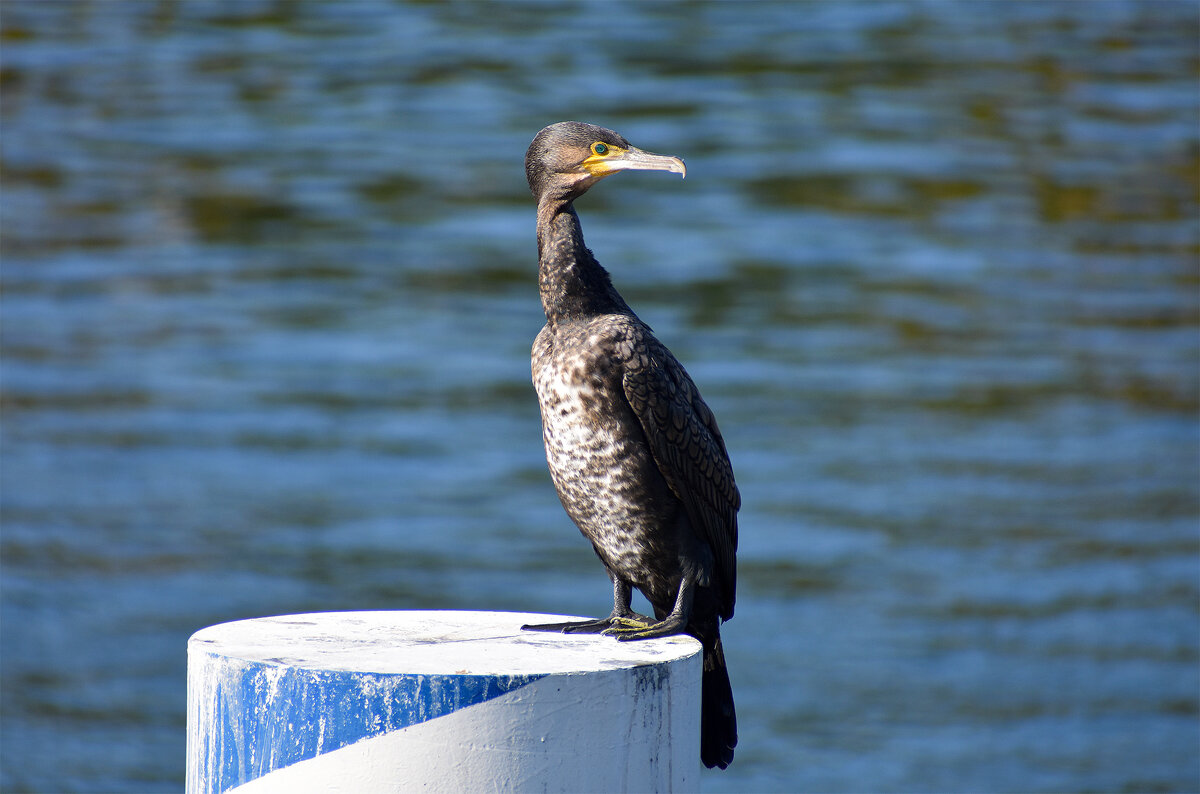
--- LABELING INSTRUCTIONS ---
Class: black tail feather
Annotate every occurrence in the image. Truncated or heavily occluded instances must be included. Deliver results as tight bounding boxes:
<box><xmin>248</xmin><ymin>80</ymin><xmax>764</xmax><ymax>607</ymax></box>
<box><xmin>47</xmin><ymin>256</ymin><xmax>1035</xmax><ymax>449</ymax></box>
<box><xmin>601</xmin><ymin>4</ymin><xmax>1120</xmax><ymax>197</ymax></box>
<box><xmin>700</xmin><ymin>634</ymin><xmax>736</xmax><ymax>769</ymax></box>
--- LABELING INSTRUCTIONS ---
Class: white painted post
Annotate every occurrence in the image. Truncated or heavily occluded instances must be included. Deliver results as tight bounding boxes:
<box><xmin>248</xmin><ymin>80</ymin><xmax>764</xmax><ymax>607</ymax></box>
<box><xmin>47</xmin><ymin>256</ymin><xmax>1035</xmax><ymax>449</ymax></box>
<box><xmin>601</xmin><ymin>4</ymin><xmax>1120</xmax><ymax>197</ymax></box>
<box><xmin>186</xmin><ymin>610</ymin><xmax>702</xmax><ymax>793</ymax></box>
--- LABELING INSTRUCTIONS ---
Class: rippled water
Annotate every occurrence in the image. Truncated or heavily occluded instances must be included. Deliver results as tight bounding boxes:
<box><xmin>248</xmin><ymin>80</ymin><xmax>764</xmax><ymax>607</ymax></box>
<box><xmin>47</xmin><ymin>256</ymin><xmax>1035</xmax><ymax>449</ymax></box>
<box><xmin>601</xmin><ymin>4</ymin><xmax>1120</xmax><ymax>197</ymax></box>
<box><xmin>2</xmin><ymin>2</ymin><xmax>1198</xmax><ymax>791</ymax></box>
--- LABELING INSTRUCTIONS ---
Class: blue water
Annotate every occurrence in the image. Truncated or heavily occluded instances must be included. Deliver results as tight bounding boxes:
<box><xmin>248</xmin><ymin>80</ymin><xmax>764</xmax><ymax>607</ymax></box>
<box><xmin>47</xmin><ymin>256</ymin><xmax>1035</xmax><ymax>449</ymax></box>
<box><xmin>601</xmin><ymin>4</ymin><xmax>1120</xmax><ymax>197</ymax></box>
<box><xmin>2</xmin><ymin>1</ymin><xmax>1198</xmax><ymax>791</ymax></box>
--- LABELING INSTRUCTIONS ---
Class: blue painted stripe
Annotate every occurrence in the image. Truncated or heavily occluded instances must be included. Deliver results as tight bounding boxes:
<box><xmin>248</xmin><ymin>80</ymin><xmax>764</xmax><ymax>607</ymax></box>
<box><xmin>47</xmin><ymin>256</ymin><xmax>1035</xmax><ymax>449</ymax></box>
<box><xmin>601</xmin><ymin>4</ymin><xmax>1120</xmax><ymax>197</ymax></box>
<box><xmin>197</xmin><ymin>657</ymin><xmax>544</xmax><ymax>793</ymax></box>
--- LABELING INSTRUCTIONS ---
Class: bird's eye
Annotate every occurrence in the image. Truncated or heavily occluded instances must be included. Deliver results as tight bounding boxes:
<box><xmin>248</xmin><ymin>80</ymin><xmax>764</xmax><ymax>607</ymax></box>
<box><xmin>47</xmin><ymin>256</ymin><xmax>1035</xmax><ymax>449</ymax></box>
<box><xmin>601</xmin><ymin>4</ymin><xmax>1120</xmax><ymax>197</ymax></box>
<box><xmin>591</xmin><ymin>142</ymin><xmax>609</xmax><ymax>156</ymax></box>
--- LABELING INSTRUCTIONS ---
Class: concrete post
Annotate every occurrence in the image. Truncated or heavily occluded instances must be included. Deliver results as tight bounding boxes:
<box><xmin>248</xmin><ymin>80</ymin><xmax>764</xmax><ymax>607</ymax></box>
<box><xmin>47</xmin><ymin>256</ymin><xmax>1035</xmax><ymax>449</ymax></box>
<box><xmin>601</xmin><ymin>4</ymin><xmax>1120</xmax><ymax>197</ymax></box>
<box><xmin>186</xmin><ymin>610</ymin><xmax>702</xmax><ymax>793</ymax></box>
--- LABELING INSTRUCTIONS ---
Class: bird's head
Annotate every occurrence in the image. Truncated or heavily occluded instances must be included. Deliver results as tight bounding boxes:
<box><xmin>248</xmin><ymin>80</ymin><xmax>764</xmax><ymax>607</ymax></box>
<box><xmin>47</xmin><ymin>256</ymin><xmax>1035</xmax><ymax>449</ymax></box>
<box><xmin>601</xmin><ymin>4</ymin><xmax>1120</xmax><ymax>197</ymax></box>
<box><xmin>525</xmin><ymin>121</ymin><xmax>686</xmax><ymax>204</ymax></box>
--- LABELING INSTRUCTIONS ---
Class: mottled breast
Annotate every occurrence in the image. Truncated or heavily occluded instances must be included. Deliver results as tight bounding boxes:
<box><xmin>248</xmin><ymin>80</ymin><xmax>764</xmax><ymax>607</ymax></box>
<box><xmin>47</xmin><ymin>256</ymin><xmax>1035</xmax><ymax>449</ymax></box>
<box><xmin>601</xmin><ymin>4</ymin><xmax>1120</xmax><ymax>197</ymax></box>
<box><xmin>532</xmin><ymin>317</ymin><xmax>677</xmax><ymax>579</ymax></box>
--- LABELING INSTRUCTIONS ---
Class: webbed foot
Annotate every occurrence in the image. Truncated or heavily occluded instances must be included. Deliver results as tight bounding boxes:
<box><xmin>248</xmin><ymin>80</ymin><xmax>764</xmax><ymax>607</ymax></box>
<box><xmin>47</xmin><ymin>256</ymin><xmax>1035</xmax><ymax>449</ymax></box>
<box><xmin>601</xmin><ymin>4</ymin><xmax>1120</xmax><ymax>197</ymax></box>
<box><xmin>599</xmin><ymin>616</ymin><xmax>654</xmax><ymax>635</ymax></box>
<box><xmin>522</xmin><ymin>610</ymin><xmax>655</xmax><ymax>635</ymax></box>
<box><xmin>603</xmin><ymin>614</ymin><xmax>688</xmax><ymax>641</ymax></box>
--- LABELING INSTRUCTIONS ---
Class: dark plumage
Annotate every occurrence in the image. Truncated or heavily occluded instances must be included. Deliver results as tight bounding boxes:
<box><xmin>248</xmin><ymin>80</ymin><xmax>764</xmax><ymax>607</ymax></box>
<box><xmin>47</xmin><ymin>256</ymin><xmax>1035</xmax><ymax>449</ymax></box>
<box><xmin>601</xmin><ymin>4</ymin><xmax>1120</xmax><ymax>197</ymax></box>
<box><xmin>519</xmin><ymin>121</ymin><xmax>739</xmax><ymax>770</ymax></box>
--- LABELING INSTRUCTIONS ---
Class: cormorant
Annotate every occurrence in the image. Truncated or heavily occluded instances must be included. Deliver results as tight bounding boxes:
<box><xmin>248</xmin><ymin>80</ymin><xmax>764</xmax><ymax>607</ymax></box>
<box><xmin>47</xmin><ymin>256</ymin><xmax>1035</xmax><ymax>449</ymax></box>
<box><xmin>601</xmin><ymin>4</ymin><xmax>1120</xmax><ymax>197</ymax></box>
<box><xmin>520</xmin><ymin>121</ymin><xmax>739</xmax><ymax>770</ymax></box>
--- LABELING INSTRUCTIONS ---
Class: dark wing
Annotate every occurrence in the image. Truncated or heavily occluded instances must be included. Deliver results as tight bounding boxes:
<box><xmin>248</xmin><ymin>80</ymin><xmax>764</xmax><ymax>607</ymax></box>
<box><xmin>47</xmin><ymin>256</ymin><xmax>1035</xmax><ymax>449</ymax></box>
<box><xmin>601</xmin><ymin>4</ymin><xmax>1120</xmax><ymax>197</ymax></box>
<box><xmin>622</xmin><ymin>332</ymin><xmax>740</xmax><ymax>620</ymax></box>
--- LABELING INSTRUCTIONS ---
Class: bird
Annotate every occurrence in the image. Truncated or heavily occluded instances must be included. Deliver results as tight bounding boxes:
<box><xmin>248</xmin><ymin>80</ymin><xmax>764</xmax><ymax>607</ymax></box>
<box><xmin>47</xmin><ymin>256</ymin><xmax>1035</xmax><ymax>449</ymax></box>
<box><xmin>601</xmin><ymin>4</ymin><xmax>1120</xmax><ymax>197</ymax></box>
<box><xmin>519</xmin><ymin>121</ymin><xmax>739</xmax><ymax>770</ymax></box>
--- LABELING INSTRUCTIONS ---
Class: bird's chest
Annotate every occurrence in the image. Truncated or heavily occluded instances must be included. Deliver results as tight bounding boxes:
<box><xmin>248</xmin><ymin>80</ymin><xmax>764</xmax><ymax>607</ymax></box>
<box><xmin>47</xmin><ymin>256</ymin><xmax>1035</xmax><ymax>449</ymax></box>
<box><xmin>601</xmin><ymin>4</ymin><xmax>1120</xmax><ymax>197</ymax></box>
<box><xmin>534</xmin><ymin>335</ymin><xmax>635</xmax><ymax>488</ymax></box>
<box><xmin>532</xmin><ymin>327</ymin><xmax>671</xmax><ymax>562</ymax></box>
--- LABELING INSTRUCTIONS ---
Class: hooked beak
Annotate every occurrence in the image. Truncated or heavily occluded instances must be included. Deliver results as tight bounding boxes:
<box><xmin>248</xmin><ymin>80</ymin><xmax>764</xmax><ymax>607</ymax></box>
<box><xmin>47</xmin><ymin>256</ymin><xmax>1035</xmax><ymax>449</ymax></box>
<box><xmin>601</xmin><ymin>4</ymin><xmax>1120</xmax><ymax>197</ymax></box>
<box><xmin>583</xmin><ymin>146</ymin><xmax>687</xmax><ymax>180</ymax></box>
<box><xmin>607</xmin><ymin>147</ymin><xmax>687</xmax><ymax>178</ymax></box>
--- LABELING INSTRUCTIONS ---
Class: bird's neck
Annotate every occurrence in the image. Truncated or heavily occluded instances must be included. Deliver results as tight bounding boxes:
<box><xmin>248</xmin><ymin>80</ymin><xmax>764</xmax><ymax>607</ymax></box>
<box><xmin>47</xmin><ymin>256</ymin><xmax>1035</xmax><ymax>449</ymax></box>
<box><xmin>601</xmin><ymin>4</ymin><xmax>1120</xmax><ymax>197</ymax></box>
<box><xmin>537</xmin><ymin>200</ymin><xmax>631</xmax><ymax>325</ymax></box>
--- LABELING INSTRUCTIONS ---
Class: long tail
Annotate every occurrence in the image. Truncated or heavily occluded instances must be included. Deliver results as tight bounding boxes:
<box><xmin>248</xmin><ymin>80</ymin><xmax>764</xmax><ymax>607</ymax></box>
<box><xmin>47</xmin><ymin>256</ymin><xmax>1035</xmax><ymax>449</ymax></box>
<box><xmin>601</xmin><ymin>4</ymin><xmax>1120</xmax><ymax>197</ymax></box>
<box><xmin>701</xmin><ymin>633</ymin><xmax>737</xmax><ymax>769</ymax></box>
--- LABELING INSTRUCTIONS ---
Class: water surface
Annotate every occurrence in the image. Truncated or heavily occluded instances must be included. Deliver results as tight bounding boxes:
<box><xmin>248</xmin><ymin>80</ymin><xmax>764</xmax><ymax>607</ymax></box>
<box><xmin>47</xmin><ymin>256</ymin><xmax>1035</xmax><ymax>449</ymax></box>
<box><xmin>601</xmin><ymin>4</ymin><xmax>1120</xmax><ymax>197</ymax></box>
<box><xmin>2</xmin><ymin>2</ymin><xmax>1197</xmax><ymax>791</ymax></box>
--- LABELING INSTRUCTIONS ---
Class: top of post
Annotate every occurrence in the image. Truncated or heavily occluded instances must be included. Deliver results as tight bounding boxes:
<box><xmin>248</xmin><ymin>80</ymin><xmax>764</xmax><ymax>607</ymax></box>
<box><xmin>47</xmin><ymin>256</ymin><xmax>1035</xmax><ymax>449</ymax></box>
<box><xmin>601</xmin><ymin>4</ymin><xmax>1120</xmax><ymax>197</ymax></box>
<box><xmin>188</xmin><ymin>610</ymin><xmax>701</xmax><ymax>676</ymax></box>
